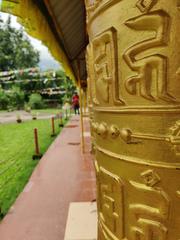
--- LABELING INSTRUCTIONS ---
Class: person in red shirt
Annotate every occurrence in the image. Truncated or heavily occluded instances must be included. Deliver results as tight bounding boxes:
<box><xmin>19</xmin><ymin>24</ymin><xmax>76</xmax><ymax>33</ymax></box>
<box><xmin>72</xmin><ymin>93</ymin><xmax>80</xmax><ymax>115</ymax></box>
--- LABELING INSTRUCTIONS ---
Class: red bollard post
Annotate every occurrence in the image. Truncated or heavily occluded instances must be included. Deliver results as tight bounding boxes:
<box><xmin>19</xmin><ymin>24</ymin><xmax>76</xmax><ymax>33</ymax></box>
<box><xmin>32</xmin><ymin>128</ymin><xmax>42</xmax><ymax>160</ymax></box>
<box><xmin>51</xmin><ymin>117</ymin><xmax>56</xmax><ymax>137</ymax></box>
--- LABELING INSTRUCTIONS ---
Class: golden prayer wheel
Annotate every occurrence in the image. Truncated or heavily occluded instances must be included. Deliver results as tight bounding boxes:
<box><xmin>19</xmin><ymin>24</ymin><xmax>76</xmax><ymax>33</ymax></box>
<box><xmin>86</xmin><ymin>0</ymin><xmax>180</xmax><ymax>239</ymax></box>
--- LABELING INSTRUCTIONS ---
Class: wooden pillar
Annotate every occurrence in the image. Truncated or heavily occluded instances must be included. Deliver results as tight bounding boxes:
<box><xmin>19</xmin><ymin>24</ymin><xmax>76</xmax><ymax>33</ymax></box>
<box><xmin>82</xmin><ymin>88</ymin><xmax>88</xmax><ymax>116</ymax></box>
<box><xmin>84</xmin><ymin>89</ymin><xmax>88</xmax><ymax>115</ymax></box>
<box><xmin>79</xmin><ymin>81</ymin><xmax>85</xmax><ymax>153</ymax></box>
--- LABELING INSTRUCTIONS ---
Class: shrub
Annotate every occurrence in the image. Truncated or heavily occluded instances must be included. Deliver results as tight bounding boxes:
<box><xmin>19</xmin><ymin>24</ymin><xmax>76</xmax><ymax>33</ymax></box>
<box><xmin>28</xmin><ymin>93</ymin><xmax>44</xmax><ymax>109</ymax></box>
<box><xmin>24</xmin><ymin>103</ymin><xmax>31</xmax><ymax>113</ymax></box>
<box><xmin>0</xmin><ymin>89</ymin><xmax>10</xmax><ymax>110</ymax></box>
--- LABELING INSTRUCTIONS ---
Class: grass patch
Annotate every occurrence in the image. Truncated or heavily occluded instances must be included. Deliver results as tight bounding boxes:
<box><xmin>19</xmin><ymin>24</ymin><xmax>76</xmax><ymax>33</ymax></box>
<box><xmin>31</xmin><ymin>108</ymin><xmax>62</xmax><ymax>115</ymax></box>
<box><xmin>0</xmin><ymin>118</ymin><xmax>66</xmax><ymax>218</ymax></box>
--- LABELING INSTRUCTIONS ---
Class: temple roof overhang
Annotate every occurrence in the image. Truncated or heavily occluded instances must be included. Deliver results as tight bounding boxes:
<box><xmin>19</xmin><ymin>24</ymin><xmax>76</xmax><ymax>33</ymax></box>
<box><xmin>0</xmin><ymin>0</ymin><xmax>88</xmax><ymax>86</ymax></box>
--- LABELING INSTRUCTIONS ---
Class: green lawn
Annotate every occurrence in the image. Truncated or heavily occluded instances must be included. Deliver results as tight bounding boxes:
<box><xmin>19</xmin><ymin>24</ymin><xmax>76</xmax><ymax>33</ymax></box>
<box><xmin>0</xmin><ymin>118</ymin><xmax>66</xmax><ymax>218</ymax></box>
<box><xmin>0</xmin><ymin>108</ymin><xmax>62</xmax><ymax>116</ymax></box>
<box><xmin>31</xmin><ymin>108</ymin><xmax>62</xmax><ymax>115</ymax></box>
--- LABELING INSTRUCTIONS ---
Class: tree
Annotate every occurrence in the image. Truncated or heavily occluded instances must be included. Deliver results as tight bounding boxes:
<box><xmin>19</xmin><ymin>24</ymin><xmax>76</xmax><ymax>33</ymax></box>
<box><xmin>56</xmin><ymin>70</ymin><xmax>77</xmax><ymax>101</ymax></box>
<box><xmin>8</xmin><ymin>86</ymin><xmax>25</xmax><ymax>109</ymax></box>
<box><xmin>0</xmin><ymin>16</ymin><xmax>40</xmax><ymax>71</ymax></box>
<box><xmin>0</xmin><ymin>88</ymin><xmax>9</xmax><ymax>110</ymax></box>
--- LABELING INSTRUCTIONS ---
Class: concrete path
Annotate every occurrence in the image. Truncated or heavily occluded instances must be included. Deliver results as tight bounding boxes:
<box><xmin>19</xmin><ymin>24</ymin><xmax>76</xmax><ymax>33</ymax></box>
<box><xmin>0</xmin><ymin>115</ymin><xmax>96</xmax><ymax>240</ymax></box>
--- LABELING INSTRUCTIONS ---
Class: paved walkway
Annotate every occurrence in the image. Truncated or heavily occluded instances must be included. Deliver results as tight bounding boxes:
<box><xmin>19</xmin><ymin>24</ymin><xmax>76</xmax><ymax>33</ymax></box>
<box><xmin>0</xmin><ymin>116</ymin><xmax>96</xmax><ymax>240</ymax></box>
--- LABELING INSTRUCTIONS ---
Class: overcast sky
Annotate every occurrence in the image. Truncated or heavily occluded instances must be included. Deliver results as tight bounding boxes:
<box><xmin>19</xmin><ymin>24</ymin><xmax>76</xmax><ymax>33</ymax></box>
<box><xmin>0</xmin><ymin>11</ymin><xmax>62</xmax><ymax>71</ymax></box>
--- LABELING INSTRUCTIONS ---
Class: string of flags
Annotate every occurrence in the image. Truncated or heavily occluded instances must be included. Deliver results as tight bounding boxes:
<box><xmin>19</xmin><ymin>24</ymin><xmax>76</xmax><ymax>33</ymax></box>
<box><xmin>0</xmin><ymin>68</ymin><xmax>67</xmax><ymax>96</ymax></box>
<box><xmin>4</xmin><ymin>87</ymin><xmax>66</xmax><ymax>96</ymax></box>
<box><xmin>0</xmin><ymin>68</ymin><xmax>39</xmax><ymax>78</ymax></box>
<box><xmin>37</xmin><ymin>88</ymin><xmax>66</xmax><ymax>96</ymax></box>
<box><xmin>0</xmin><ymin>68</ymin><xmax>56</xmax><ymax>82</ymax></box>
<box><xmin>1</xmin><ymin>78</ymin><xmax>62</xmax><ymax>84</ymax></box>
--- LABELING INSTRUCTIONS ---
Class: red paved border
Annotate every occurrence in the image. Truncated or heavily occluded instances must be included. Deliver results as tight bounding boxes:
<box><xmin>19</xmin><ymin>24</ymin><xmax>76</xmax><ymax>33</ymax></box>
<box><xmin>0</xmin><ymin>116</ymin><xmax>96</xmax><ymax>240</ymax></box>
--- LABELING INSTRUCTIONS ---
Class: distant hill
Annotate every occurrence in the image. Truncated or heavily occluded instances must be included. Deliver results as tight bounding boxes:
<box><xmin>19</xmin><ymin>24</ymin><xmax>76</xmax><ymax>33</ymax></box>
<box><xmin>39</xmin><ymin>58</ymin><xmax>61</xmax><ymax>71</ymax></box>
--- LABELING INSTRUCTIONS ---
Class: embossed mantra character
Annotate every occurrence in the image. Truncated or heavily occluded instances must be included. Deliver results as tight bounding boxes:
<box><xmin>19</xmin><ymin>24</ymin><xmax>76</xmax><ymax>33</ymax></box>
<box><xmin>123</xmin><ymin>11</ymin><xmax>175</xmax><ymax>102</ymax></box>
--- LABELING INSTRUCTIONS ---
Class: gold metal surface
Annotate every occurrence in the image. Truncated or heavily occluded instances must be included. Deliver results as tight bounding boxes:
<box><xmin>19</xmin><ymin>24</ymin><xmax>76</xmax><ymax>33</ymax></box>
<box><xmin>85</xmin><ymin>0</ymin><xmax>180</xmax><ymax>239</ymax></box>
<box><xmin>79</xmin><ymin>84</ymin><xmax>85</xmax><ymax>154</ymax></box>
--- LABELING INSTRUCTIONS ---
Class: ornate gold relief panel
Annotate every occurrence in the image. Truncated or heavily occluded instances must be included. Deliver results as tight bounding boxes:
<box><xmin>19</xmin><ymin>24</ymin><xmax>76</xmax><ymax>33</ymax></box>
<box><xmin>86</xmin><ymin>0</ymin><xmax>180</xmax><ymax>108</ymax></box>
<box><xmin>95</xmin><ymin>152</ymin><xmax>180</xmax><ymax>240</ymax></box>
<box><xmin>129</xmin><ymin>171</ymin><xmax>170</xmax><ymax>240</ymax></box>
<box><xmin>122</xmin><ymin>4</ymin><xmax>179</xmax><ymax>105</ymax></box>
<box><xmin>87</xmin><ymin>0</ymin><xmax>180</xmax><ymax>239</ymax></box>
<box><xmin>90</xmin><ymin>28</ymin><xmax>124</xmax><ymax>107</ymax></box>
<box><xmin>95</xmin><ymin>162</ymin><xmax>125</xmax><ymax>240</ymax></box>
<box><xmin>92</xmin><ymin>118</ymin><xmax>180</xmax><ymax>163</ymax></box>
<box><xmin>123</xmin><ymin>11</ymin><xmax>175</xmax><ymax>103</ymax></box>
<box><xmin>126</xmin><ymin>1</ymin><xmax>180</xmax><ymax>106</ymax></box>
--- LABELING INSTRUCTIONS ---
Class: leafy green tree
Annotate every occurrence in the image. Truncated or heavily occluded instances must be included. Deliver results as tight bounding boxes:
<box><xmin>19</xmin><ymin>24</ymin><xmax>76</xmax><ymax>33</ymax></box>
<box><xmin>0</xmin><ymin>88</ymin><xmax>9</xmax><ymax>110</ymax></box>
<box><xmin>8</xmin><ymin>86</ymin><xmax>25</xmax><ymax>109</ymax></box>
<box><xmin>0</xmin><ymin>16</ymin><xmax>40</xmax><ymax>71</ymax></box>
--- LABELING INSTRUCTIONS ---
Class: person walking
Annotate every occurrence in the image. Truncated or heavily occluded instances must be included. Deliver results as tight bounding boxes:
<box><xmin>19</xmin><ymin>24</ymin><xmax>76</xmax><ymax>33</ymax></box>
<box><xmin>72</xmin><ymin>93</ymin><xmax>80</xmax><ymax>115</ymax></box>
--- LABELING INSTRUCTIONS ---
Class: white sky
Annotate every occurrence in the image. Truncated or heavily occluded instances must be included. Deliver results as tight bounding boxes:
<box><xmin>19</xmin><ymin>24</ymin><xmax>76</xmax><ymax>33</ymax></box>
<box><xmin>0</xmin><ymin>11</ymin><xmax>62</xmax><ymax>71</ymax></box>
